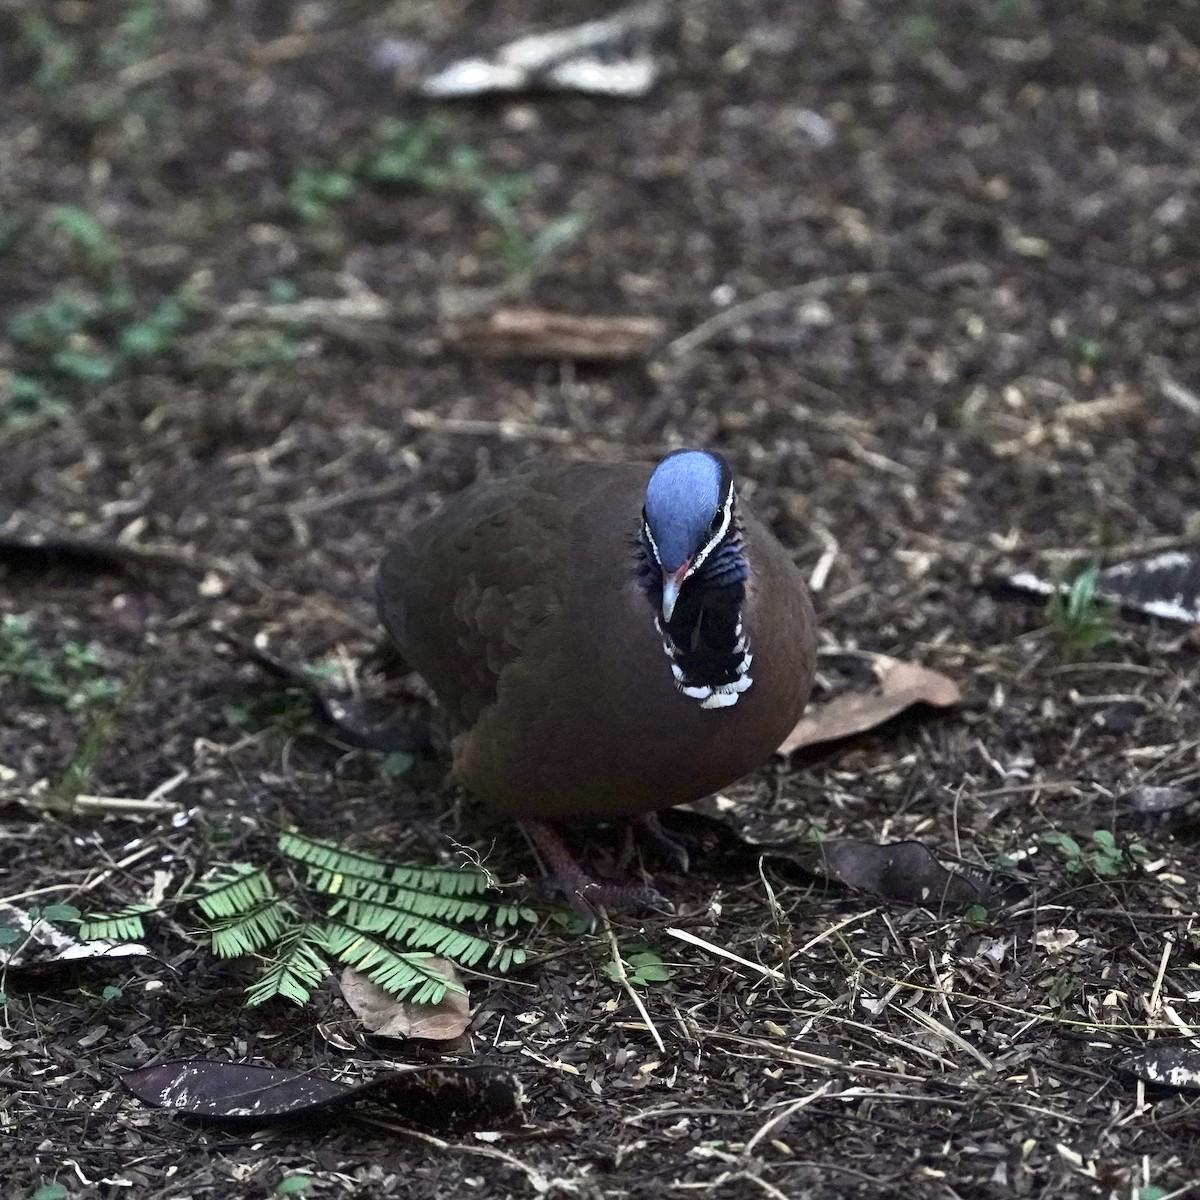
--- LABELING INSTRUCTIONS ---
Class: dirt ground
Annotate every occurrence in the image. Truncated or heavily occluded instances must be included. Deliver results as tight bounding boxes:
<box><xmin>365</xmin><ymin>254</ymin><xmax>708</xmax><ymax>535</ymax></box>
<box><xmin>3</xmin><ymin>1</ymin><xmax>1200</xmax><ymax>1196</ymax></box>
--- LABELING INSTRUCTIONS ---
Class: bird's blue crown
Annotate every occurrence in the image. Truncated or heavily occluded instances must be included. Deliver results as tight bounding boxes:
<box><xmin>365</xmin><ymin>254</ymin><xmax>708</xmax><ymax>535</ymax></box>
<box><xmin>643</xmin><ymin>450</ymin><xmax>727</xmax><ymax>573</ymax></box>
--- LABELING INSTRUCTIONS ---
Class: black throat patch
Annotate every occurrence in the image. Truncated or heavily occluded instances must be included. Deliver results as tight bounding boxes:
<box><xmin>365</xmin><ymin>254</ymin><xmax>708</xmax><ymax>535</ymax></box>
<box><xmin>636</xmin><ymin>521</ymin><xmax>753</xmax><ymax>709</ymax></box>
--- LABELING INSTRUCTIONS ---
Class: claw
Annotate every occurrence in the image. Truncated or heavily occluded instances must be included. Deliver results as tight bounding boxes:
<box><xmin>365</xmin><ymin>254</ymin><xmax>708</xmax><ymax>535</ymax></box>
<box><xmin>520</xmin><ymin>820</ymin><xmax>674</xmax><ymax>927</ymax></box>
<box><xmin>637</xmin><ymin>811</ymin><xmax>692</xmax><ymax>873</ymax></box>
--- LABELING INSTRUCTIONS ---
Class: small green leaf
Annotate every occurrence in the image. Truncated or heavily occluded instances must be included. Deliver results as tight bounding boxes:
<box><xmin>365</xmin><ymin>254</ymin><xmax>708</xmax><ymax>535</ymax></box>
<box><xmin>267</xmin><ymin>277</ymin><xmax>298</xmax><ymax>304</ymax></box>
<box><xmin>42</xmin><ymin>904</ymin><xmax>81</xmax><ymax>922</ymax></box>
<box><xmin>51</xmin><ymin>349</ymin><xmax>114</xmax><ymax>386</ymax></box>
<box><xmin>100</xmin><ymin>985</ymin><xmax>122</xmax><ymax>1002</ymax></box>
<box><xmin>276</xmin><ymin>1177</ymin><xmax>311</xmax><ymax>1195</ymax></box>
<box><xmin>32</xmin><ymin>1185</ymin><xmax>71</xmax><ymax>1200</ymax></box>
<box><xmin>49</xmin><ymin>205</ymin><xmax>116</xmax><ymax>270</ymax></box>
<box><xmin>381</xmin><ymin>751</ymin><xmax>414</xmax><ymax>779</ymax></box>
<box><xmin>1042</xmin><ymin>832</ymin><xmax>1082</xmax><ymax>858</ymax></box>
<box><xmin>0</xmin><ymin>927</ymin><xmax>23</xmax><ymax>946</ymax></box>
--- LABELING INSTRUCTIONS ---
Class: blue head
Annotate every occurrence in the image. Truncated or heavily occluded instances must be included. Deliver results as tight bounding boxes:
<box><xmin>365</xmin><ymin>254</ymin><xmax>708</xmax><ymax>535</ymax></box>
<box><xmin>642</xmin><ymin>450</ymin><xmax>735</xmax><ymax>619</ymax></box>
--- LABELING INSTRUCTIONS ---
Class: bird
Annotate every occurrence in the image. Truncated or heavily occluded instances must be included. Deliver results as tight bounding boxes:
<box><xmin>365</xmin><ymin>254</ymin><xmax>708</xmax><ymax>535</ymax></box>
<box><xmin>376</xmin><ymin>449</ymin><xmax>817</xmax><ymax>915</ymax></box>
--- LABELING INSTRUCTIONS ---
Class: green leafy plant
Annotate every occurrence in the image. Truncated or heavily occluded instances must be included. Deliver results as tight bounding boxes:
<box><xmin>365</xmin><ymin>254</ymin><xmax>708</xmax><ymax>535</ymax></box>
<box><xmin>101</xmin><ymin>0</ymin><xmax>161</xmax><ymax>71</ymax></box>
<box><xmin>603</xmin><ymin>944</ymin><xmax>674</xmax><ymax>989</ymax></box>
<box><xmin>290</xmin><ymin>118</ymin><xmax>587</xmax><ymax>277</ymax></box>
<box><xmin>80</xmin><ymin>831</ymin><xmax>536</xmax><ymax>1007</ymax></box>
<box><xmin>0</xmin><ymin>615</ymin><xmax>118</xmax><ymax>708</ymax></box>
<box><xmin>18</xmin><ymin>13</ymin><xmax>82</xmax><ymax>94</ymax></box>
<box><xmin>1041</xmin><ymin>829</ymin><xmax>1149</xmax><ymax>879</ymax></box>
<box><xmin>1046</xmin><ymin>566</ymin><xmax>1118</xmax><ymax>656</ymax></box>
<box><xmin>47</xmin><ymin>205</ymin><xmax>118</xmax><ymax>274</ymax></box>
<box><xmin>5</xmin><ymin>279</ymin><xmax>200</xmax><ymax>427</ymax></box>
<box><xmin>289</xmin><ymin>163</ymin><xmax>358</xmax><ymax>224</ymax></box>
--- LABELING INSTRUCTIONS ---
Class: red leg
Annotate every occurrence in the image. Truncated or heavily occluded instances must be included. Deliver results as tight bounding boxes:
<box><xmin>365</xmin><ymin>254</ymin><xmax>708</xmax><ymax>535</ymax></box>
<box><xmin>519</xmin><ymin>820</ymin><xmax>672</xmax><ymax>926</ymax></box>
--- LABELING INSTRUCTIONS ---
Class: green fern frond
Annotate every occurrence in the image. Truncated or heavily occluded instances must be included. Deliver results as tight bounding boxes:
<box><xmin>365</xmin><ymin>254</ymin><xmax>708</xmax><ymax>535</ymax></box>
<box><xmin>246</xmin><ymin>923</ymin><xmax>330</xmax><ymax>1006</ymax></box>
<box><xmin>195</xmin><ymin>864</ymin><xmax>276</xmax><ymax>919</ymax></box>
<box><xmin>79</xmin><ymin>830</ymin><xmax>533</xmax><ymax>1009</ymax></box>
<box><xmin>78</xmin><ymin>905</ymin><xmax>149</xmax><ymax>942</ymax></box>
<box><xmin>488</xmin><ymin>944</ymin><xmax>526</xmax><ymax>973</ymax></box>
<box><xmin>492</xmin><ymin>902</ymin><xmax>539</xmax><ymax>929</ymax></box>
<box><xmin>329</xmin><ymin>897</ymin><xmax>496</xmax><ymax>966</ymax></box>
<box><xmin>321</xmin><ymin>880</ymin><xmax>491</xmax><ymax>924</ymax></box>
<box><xmin>279</xmin><ymin>830</ymin><xmax>490</xmax><ymax>898</ymax></box>
<box><xmin>321</xmin><ymin>922</ymin><xmax>465</xmax><ymax>1005</ymax></box>
<box><xmin>207</xmin><ymin>899</ymin><xmax>292</xmax><ymax>958</ymax></box>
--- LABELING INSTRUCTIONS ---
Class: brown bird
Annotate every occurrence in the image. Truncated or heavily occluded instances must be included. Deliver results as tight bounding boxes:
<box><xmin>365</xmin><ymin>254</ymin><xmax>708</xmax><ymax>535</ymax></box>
<box><xmin>376</xmin><ymin>450</ymin><xmax>816</xmax><ymax>915</ymax></box>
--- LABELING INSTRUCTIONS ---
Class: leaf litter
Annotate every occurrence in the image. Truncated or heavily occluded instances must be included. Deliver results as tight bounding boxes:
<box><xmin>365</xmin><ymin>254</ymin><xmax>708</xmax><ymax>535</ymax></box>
<box><xmin>340</xmin><ymin>958</ymin><xmax>471</xmax><ymax>1041</ymax></box>
<box><xmin>776</xmin><ymin>653</ymin><xmax>961</xmax><ymax>754</ymax></box>
<box><xmin>123</xmin><ymin>1059</ymin><xmax>522</xmax><ymax>1130</ymax></box>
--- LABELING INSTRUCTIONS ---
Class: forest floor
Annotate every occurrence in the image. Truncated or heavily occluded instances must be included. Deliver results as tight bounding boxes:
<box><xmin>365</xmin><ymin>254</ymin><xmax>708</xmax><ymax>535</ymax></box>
<box><xmin>3</xmin><ymin>1</ymin><xmax>1200</xmax><ymax>1197</ymax></box>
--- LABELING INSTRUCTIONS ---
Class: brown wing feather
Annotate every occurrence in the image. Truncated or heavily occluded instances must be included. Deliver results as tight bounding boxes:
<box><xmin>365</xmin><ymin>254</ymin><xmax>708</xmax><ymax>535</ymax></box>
<box><xmin>376</xmin><ymin>463</ymin><xmax>586</xmax><ymax>729</ymax></box>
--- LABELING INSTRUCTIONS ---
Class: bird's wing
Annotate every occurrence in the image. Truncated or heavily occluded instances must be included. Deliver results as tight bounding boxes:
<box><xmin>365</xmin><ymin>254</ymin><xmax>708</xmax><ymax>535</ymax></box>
<box><xmin>376</xmin><ymin>465</ymin><xmax>580</xmax><ymax>730</ymax></box>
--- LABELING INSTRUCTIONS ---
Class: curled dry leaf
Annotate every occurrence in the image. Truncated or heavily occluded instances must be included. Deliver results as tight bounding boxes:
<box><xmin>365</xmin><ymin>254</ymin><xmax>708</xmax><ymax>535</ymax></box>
<box><xmin>444</xmin><ymin>308</ymin><xmax>664</xmax><ymax>361</ymax></box>
<box><xmin>1008</xmin><ymin>549</ymin><xmax>1200</xmax><ymax>625</ymax></box>
<box><xmin>777</xmin><ymin>654</ymin><xmax>961</xmax><ymax>754</ymax></box>
<box><xmin>1033</xmin><ymin>927</ymin><xmax>1081</xmax><ymax>953</ymax></box>
<box><xmin>1123</xmin><ymin>1041</ymin><xmax>1200</xmax><ymax>1093</ymax></box>
<box><xmin>819</xmin><ymin>839</ymin><xmax>987</xmax><ymax>911</ymax></box>
<box><xmin>340</xmin><ymin>959</ymin><xmax>471</xmax><ymax>1041</ymax></box>
<box><xmin>123</xmin><ymin>1059</ymin><xmax>522</xmax><ymax>1130</ymax></box>
<box><xmin>417</xmin><ymin>0</ymin><xmax>667</xmax><ymax>98</ymax></box>
<box><xmin>1123</xmin><ymin>784</ymin><xmax>1193</xmax><ymax>814</ymax></box>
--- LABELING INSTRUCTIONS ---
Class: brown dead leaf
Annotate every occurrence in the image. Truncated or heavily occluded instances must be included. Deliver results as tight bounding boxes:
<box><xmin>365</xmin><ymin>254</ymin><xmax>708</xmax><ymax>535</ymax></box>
<box><xmin>818</xmin><ymin>839</ymin><xmax>986</xmax><ymax>909</ymax></box>
<box><xmin>777</xmin><ymin>654</ymin><xmax>960</xmax><ymax>754</ymax></box>
<box><xmin>340</xmin><ymin>958</ymin><xmax>470</xmax><ymax>1041</ymax></box>
<box><xmin>444</xmin><ymin>308</ymin><xmax>664</xmax><ymax>361</ymax></box>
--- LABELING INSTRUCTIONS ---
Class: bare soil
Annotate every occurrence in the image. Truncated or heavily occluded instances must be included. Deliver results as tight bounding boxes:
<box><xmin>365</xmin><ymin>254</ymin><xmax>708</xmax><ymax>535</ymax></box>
<box><xmin>3</xmin><ymin>2</ymin><xmax>1200</xmax><ymax>1197</ymax></box>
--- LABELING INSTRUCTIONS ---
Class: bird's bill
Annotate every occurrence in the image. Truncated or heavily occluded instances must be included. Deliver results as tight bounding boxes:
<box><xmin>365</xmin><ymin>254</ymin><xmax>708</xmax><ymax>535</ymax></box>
<box><xmin>661</xmin><ymin>562</ymin><xmax>691</xmax><ymax>621</ymax></box>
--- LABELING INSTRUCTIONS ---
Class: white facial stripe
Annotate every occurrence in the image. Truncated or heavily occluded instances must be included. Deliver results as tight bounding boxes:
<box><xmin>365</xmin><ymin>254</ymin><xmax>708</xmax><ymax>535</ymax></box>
<box><xmin>685</xmin><ymin>486</ymin><xmax>735</xmax><ymax>579</ymax></box>
<box><xmin>642</xmin><ymin>519</ymin><xmax>663</xmax><ymax>568</ymax></box>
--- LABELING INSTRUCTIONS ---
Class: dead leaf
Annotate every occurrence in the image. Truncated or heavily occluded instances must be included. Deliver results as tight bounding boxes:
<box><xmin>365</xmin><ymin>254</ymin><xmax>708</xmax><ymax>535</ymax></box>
<box><xmin>657</xmin><ymin>812</ymin><xmax>1010</xmax><ymax>911</ymax></box>
<box><xmin>123</xmin><ymin>1060</ymin><xmax>521</xmax><ymax>1129</ymax></box>
<box><xmin>417</xmin><ymin>1</ymin><xmax>667</xmax><ymax>98</ymax></box>
<box><xmin>777</xmin><ymin>654</ymin><xmax>961</xmax><ymax>754</ymax></box>
<box><xmin>818</xmin><ymin>839</ymin><xmax>986</xmax><ymax>910</ymax></box>
<box><xmin>1124</xmin><ymin>784</ymin><xmax>1193</xmax><ymax>813</ymax></box>
<box><xmin>1034</xmin><ymin>927</ymin><xmax>1080</xmax><ymax>952</ymax></box>
<box><xmin>0</xmin><ymin>901</ymin><xmax>148</xmax><ymax>971</ymax></box>
<box><xmin>1008</xmin><ymin>549</ymin><xmax>1200</xmax><ymax>625</ymax></box>
<box><xmin>445</xmin><ymin>308</ymin><xmax>664</xmax><ymax>361</ymax></box>
<box><xmin>1123</xmin><ymin>1041</ymin><xmax>1200</xmax><ymax>1092</ymax></box>
<box><xmin>340</xmin><ymin>959</ymin><xmax>470</xmax><ymax>1041</ymax></box>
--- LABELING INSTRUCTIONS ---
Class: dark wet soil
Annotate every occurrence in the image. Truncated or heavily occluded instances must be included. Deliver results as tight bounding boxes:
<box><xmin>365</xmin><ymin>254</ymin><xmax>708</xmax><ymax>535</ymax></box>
<box><xmin>3</xmin><ymin>2</ymin><xmax>1200</xmax><ymax>1196</ymax></box>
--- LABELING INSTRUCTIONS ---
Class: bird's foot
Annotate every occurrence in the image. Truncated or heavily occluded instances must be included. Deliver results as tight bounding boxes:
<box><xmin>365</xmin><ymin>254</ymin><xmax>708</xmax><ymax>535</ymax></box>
<box><xmin>520</xmin><ymin>820</ymin><xmax>673</xmax><ymax>927</ymax></box>
<box><xmin>635</xmin><ymin>811</ymin><xmax>693</xmax><ymax>873</ymax></box>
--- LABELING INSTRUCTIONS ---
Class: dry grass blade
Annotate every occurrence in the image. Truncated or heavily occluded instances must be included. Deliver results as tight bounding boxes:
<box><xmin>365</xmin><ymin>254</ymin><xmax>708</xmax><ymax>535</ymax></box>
<box><xmin>445</xmin><ymin>308</ymin><xmax>664</xmax><ymax>361</ymax></box>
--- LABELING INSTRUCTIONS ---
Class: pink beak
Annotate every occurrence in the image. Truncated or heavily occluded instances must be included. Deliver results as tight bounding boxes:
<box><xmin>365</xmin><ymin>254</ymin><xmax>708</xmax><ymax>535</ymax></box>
<box><xmin>661</xmin><ymin>561</ymin><xmax>691</xmax><ymax>621</ymax></box>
